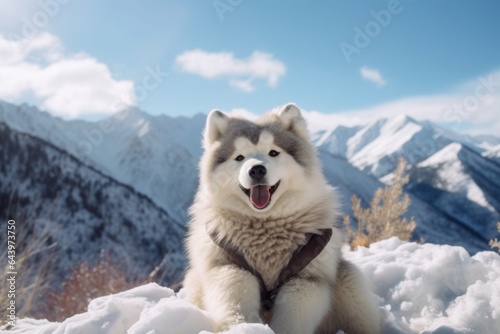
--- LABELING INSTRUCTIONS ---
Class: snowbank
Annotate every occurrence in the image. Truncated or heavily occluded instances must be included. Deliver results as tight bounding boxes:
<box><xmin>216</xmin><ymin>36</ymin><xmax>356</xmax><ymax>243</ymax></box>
<box><xmin>346</xmin><ymin>238</ymin><xmax>500</xmax><ymax>333</ymax></box>
<box><xmin>10</xmin><ymin>238</ymin><xmax>500</xmax><ymax>334</ymax></box>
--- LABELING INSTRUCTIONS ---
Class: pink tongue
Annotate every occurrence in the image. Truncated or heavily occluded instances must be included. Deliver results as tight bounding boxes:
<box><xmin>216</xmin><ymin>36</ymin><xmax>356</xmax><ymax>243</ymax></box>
<box><xmin>250</xmin><ymin>185</ymin><xmax>271</xmax><ymax>209</ymax></box>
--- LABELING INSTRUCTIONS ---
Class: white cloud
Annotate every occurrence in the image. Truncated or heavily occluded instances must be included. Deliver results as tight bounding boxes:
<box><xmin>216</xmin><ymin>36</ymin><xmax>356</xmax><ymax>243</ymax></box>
<box><xmin>304</xmin><ymin>69</ymin><xmax>500</xmax><ymax>136</ymax></box>
<box><xmin>229</xmin><ymin>79</ymin><xmax>254</xmax><ymax>93</ymax></box>
<box><xmin>0</xmin><ymin>0</ymin><xmax>38</xmax><ymax>31</ymax></box>
<box><xmin>222</xmin><ymin>70</ymin><xmax>500</xmax><ymax>137</ymax></box>
<box><xmin>175</xmin><ymin>49</ymin><xmax>286</xmax><ymax>92</ymax></box>
<box><xmin>360</xmin><ymin>66</ymin><xmax>386</xmax><ymax>87</ymax></box>
<box><xmin>0</xmin><ymin>32</ymin><xmax>134</xmax><ymax>118</ymax></box>
<box><xmin>206</xmin><ymin>68</ymin><xmax>500</xmax><ymax>137</ymax></box>
<box><xmin>224</xmin><ymin>108</ymin><xmax>255</xmax><ymax>120</ymax></box>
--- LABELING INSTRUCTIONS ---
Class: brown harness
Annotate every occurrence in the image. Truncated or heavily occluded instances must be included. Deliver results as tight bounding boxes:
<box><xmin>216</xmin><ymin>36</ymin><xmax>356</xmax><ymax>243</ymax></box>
<box><xmin>208</xmin><ymin>228</ymin><xmax>332</xmax><ymax>311</ymax></box>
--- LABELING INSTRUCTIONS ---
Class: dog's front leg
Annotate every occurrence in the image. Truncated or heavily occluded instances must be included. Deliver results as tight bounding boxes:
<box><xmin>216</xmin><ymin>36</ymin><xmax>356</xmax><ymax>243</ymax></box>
<box><xmin>204</xmin><ymin>265</ymin><xmax>262</xmax><ymax>331</ymax></box>
<box><xmin>270</xmin><ymin>278</ymin><xmax>331</xmax><ymax>334</ymax></box>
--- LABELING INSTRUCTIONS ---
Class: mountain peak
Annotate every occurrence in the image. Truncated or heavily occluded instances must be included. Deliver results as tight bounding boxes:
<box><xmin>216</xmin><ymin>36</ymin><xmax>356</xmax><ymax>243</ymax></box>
<box><xmin>111</xmin><ymin>106</ymin><xmax>150</xmax><ymax>122</ymax></box>
<box><xmin>382</xmin><ymin>114</ymin><xmax>422</xmax><ymax>130</ymax></box>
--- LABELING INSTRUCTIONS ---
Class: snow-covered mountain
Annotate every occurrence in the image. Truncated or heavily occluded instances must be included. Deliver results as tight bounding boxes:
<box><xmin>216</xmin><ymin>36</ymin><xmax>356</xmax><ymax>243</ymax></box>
<box><xmin>484</xmin><ymin>144</ymin><xmax>500</xmax><ymax>164</ymax></box>
<box><xmin>1</xmin><ymin>100</ymin><xmax>499</xmax><ymax>256</ymax></box>
<box><xmin>315</xmin><ymin>115</ymin><xmax>500</xmax><ymax>252</ymax></box>
<box><xmin>0</xmin><ymin>121</ymin><xmax>186</xmax><ymax>284</ymax></box>
<box><xmin>318</xmin><ymin>151</ymin><xmax>489</xmax><ymax>253</ymax></box>
<box><xmin>315</xmin><ymin>115</ymin><xmax>462</xmax><ymax>177</ymax></box>
<box><xmin>0</xmin><ymin>101</ymin><xmax>205</xmax><ymax>223</ymax></box>
<box><xmin>411</xmin><ymin>143</ymin><xmax>500</xmax><ymax>239</ymax></box>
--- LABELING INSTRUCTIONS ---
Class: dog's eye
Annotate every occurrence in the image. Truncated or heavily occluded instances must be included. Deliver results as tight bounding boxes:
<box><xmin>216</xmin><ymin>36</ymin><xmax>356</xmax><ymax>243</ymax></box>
<box><xmin>269</xmin><ymin>150</ymin><xmax>280</xmax><ymax>157</ymax></box>
<box><xmin>235</xmin><ymin>155</ymin><xmax>245</xmax><ymax>161</ymax></box>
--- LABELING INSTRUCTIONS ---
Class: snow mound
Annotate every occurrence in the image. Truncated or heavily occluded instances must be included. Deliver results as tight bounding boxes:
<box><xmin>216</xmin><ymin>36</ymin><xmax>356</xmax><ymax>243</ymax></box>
<box><xmin>11</xmin><ymin>239</ymin><xmax>500</xmax><ymax>334</ymax></box>
<box><xmin>9</xmin><ymin>284</ymin><xmax>270</xmax><ymax>334</ymax></box>
<box><xmin>346</xmin><ymin>238</ymin><xmax>500</xmax><ymax>333</ymax></box>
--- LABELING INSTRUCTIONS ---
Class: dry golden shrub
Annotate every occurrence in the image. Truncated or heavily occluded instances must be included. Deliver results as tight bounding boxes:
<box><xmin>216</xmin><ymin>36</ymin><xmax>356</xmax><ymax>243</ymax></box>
<box><xmin>344</xmin><ymin>158</ymin><xmax>416</xmax><ymax>249</ymax></box>
<box><xmin>0</xmin><ymin>217</ymin><xmax>55</xmax><ymax>327</ymax></box>
<box><xmin>41</xmin><ymin>254</ymin><xmax>150</xmax><ymax>322</ymax></box>
<box><xmin>1</xmin><ymin>196</ymin><xmax>174</xmax><ymax>326</ymax></box>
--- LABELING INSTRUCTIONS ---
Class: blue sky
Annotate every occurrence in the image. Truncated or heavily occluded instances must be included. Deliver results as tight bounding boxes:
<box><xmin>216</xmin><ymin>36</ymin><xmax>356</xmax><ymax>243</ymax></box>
<box><xmin>0</xmin><ymin>0</ymin><xmax>499</xmax><ymax>134</ymax></box>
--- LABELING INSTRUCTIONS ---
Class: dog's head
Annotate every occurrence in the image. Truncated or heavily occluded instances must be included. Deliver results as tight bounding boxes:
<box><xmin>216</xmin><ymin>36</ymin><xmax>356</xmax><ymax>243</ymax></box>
<box><xmin>198</xmin><ymin>103</ymin><xmax>326</xmax><ymax>216</ymax></box>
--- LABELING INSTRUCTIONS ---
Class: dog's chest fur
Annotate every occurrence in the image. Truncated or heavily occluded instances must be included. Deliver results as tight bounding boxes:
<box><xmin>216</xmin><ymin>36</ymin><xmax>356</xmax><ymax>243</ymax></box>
<box><xmin>214</xmin><ymin>213</ymin><xmax>309</xmax><ymax>287</ymax></box>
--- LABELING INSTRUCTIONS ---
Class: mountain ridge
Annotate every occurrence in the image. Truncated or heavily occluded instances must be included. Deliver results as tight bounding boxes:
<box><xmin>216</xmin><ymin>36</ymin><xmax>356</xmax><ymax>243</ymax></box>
<box><xmin>1</xmin><ymin>100</ymin><xmax>499</xmax><ymax>255</ymax></box>
<box><xmin>0</xmin><ymin>120</ymin><xmax>186</xmax><ymax>284</ymax></box>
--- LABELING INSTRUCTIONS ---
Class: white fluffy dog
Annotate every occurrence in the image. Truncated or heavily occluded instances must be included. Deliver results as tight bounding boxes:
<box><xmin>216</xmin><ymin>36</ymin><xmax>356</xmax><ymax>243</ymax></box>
<box><xmin>183</xmin><ymin>104</ymin><xmax>381</xmax><ymax>333</ymax></box>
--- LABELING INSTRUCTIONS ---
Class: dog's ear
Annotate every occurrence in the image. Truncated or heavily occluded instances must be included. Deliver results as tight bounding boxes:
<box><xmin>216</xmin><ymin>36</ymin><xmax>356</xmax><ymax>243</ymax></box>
<box><xmin>276</xmin><ymin>103</ymin><xmax>309</xmax><ymax>140</ymax></box>
<box><xmin>204</xmin><ymin>109</ymin><xmax>230</xmax><ymax>147</ymax></box>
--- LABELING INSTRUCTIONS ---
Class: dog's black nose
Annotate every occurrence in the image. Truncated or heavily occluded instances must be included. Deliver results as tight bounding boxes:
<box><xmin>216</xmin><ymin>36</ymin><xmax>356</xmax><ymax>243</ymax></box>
<box><xmin>249</xmin><ymin>165</ymin><xmax>267</xmax><ymax>180</ymax></box>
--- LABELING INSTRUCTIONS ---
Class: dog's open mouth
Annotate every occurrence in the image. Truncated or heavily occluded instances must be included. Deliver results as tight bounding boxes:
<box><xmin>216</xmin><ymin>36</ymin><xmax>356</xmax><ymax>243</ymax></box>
<box><xmin>240</xmin><ymin>181</ymin><xmax>281</xmax><ymax>210</ymax></box>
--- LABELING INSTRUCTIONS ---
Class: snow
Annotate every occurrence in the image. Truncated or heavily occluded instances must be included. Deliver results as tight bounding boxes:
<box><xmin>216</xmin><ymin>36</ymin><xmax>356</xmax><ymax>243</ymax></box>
<box><xmin>10</xmin><ymin>239</ymin><xmax>500</xmax><ymax>334</ymax></box>
<box><xmin>346</xmin><ymin>238</ymin><xmax>500</xmax><ymax>333</ymax></box>
<box><xmin>418</xmin><ymin>143</ymin><xmax>463</xmax><ymax>167</ymax></box>
<box><xmin>484</xmin><ymin>144</ymin><xmax>500</xmax><ymax>159</ymax></box>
